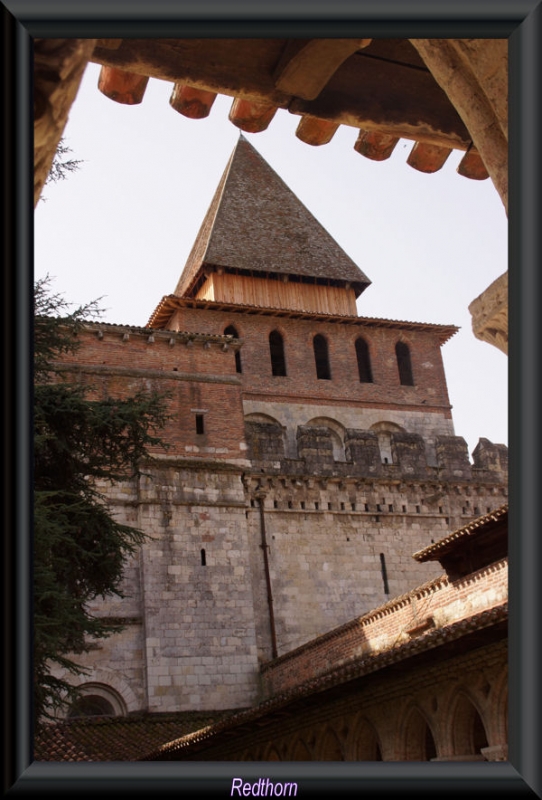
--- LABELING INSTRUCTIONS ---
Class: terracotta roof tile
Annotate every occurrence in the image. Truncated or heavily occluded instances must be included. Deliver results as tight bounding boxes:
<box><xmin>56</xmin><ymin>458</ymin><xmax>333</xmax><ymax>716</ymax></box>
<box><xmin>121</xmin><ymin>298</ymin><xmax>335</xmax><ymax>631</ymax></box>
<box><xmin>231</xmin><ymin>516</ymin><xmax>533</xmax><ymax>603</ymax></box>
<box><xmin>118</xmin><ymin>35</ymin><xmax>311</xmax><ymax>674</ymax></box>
<box><xmin>33</xmin><ymin>711</ymin><xmax>236</xmax><ymax>762</ymax></box>
<box><xmin>413</xmin><ymin>504</ymin><xmax>508</xmax><ymax>562</ymax></box>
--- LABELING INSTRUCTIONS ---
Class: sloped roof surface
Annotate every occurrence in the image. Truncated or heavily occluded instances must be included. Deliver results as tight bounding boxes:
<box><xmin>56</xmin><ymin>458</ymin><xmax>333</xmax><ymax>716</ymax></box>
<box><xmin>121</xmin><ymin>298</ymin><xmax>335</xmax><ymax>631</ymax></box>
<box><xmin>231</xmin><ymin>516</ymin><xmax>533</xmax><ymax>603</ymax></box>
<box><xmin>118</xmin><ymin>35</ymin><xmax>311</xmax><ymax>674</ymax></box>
<box><xmin>33</xmin><ymin>711</ymin><xmax>234</xmax><ymax>762</ymax></box>
<box><xmin>413</xmin><ymin>504</ymin><xmax>508</xmax><ymax>562</ymax></box>
<box><xmin>174</xmin><ymin>135</ymin><xmax>371</xmax><ymax>297</ymax></box>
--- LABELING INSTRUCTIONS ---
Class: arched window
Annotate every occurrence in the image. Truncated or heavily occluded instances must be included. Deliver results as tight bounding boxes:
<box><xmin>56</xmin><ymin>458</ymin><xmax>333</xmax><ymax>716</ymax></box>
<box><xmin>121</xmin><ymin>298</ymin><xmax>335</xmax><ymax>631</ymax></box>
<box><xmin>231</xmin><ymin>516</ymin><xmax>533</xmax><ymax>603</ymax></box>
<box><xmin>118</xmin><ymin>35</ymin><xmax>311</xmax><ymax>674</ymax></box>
<box><xmin>224</xmin><ymin>325</ymin><xmax>242</xmax><ymax>373</ymax></box>
<box><xmin>355</xmin><ymin>337</ymin><xmax>373</xmax><ymax>382</ymax></box>
<box><xmin>396</xmin><ymin>341</ymin><xmax>414</xmax><ymax>385</ymax></box>
<box><xmin>66</xmin><ymin>683</ymin><xmax>126</xmax><ymax>718</ymax></box>
<box><xmin>68</xmin><ymin>695</ymin><xmax>115</xmax><ymax>718</ymax></box>
<box><xmin>269</xmin><ymin>330</ymin><xmax>287</xmax><ymax>376</ymax></box>
<box><xmin>313</xmin><ymin>334</ymin><xmax>331</xmax><ymax>380</ymax></box>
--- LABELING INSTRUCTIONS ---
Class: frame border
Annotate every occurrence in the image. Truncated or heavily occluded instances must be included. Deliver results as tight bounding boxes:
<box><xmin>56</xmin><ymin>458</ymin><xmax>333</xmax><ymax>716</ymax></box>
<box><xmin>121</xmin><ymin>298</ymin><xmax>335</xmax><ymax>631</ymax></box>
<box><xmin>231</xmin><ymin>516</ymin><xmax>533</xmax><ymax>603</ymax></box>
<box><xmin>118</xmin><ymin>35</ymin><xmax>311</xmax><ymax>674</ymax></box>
<box><xmin>3</xmin><ymin>1</ymin><xmax>541</xmax><ymax>796</ymax></box>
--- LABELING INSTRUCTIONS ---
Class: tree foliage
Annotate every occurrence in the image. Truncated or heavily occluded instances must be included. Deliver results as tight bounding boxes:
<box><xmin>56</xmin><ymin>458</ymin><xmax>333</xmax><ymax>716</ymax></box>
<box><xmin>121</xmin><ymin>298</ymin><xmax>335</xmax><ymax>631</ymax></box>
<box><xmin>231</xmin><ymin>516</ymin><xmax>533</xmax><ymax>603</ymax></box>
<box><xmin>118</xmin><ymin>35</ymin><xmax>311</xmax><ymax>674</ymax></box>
<box><xmin>45</xmin><ymin>138</ymin><xmax>84</xmax><ymax>186</ymax></box>
<box><xmin>34</xmin><ymin>278</ymin><xmax>169</xmax><ymax>725</ymax></box>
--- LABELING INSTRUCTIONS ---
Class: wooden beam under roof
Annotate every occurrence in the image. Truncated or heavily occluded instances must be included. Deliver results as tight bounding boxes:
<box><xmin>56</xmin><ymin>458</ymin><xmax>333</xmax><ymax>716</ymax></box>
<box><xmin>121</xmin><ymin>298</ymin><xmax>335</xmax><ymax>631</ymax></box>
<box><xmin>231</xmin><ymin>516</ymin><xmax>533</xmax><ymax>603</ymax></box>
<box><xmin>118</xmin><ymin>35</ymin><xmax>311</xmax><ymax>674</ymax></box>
<box><xmin>90</xmin><ymin>38</ymin><xmax>472</xmax><ymax>152</ymax></box>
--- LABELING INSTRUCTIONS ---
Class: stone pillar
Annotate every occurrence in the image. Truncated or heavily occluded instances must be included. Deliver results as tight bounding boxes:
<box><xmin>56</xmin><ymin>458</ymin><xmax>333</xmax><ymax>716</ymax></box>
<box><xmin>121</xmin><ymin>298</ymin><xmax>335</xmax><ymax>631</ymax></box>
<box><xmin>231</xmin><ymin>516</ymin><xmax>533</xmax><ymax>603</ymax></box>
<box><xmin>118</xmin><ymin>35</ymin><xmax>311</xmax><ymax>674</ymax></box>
<box><xmin>410</xmin><ymin>39</ymin><xmax>508</xmax><ymax>213</ymax></box>
<box><xmin>245</xmin><ymin>422</ymin><xmax>285</xmax><ymax>461</ymax></box>
<box><xmin>435</xmin><ymin>436</ymin><xmax>472</xmax><ymax>480</ymax></box>
<box><xmin>296</xmin><ymin>425</ymin><xmax>334</xmax><ymax>470</ymax></box>
<box><xmin>472</xmin><ymin>438</ymin><xmax>508</xmax><ymax>477</ymax></box>
<box><xmin>481</xmin><ymin>744</ymin><xmax>508</xmax><ymax>761</ymax></box>
<box><xmin>344</xmin><ymin>429</ymin><xmax>382</xmax><ymax>475</ymax></box>
<box><xmin>391</xmin><ymin>432</ymin><xmax>428</xmax><ymax>477</ymax></box>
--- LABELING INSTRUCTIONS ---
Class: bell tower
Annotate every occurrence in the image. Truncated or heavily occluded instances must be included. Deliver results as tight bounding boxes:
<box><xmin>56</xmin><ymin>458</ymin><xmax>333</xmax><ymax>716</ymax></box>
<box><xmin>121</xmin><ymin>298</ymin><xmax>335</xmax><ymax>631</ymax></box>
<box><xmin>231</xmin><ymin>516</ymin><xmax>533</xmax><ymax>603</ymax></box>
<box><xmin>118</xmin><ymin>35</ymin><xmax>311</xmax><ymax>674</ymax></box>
<box><xmin>173</xmin><ymin>134</ymin><xmax>371</xmax><ymax>317</ymax></box>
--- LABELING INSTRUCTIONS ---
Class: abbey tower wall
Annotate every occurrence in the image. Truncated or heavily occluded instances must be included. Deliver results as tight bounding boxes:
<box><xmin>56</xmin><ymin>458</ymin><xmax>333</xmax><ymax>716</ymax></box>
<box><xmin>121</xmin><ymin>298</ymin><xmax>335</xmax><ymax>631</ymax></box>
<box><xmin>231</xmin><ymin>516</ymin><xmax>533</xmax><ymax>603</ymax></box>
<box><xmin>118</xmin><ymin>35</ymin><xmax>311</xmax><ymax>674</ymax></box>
<box><xmin>52</xmin><ymin>322</ymin><xmax>507</xmax><ymax>715</ymax></box>
<box><xmin>48</xmin><ymin>137</ymin><xmax>507</xmax><ymax>720</ymax></box>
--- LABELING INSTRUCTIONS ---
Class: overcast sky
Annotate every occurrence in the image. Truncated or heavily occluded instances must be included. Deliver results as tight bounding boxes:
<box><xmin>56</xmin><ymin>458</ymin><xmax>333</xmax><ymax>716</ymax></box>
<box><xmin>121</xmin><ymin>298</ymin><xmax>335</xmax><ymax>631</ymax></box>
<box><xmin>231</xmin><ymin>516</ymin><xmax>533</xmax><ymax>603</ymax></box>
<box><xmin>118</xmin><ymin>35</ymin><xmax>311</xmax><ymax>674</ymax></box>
<box><xmin>34</xmin><ymin>59</ymin><xmax>508</xmax><ymax>457</ymax></box>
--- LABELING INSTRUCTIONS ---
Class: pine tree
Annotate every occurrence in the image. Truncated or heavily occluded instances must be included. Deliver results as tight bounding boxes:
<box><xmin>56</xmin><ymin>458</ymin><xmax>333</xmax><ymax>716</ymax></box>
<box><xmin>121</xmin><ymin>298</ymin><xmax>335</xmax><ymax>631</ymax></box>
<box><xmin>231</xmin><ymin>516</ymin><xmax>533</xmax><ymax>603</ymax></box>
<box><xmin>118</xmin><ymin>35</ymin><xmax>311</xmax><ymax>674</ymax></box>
<box><xmin>44</xmin><ymin>138</ymin><xmax>84</xmax><ymax>185</ymax></box>
<box><xmin>33</xmin><ymin>277</ymin><xmax>169</xmax><ymax>725</ymax></box>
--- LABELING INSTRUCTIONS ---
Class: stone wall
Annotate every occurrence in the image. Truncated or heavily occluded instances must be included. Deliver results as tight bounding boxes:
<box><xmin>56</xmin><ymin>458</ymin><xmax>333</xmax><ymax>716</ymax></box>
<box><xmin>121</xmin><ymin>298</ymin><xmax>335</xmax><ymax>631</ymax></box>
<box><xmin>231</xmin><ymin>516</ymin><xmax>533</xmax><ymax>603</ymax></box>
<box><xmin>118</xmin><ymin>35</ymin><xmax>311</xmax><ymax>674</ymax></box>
<box><xmin>243</xmin><ymin>471</ymin><xmax>507</xmax><ymax>662</ymax></box>
<box><xmin>261</xmin><ymin>558</ymin><xmax>508</xmax><ymax>697</ymax></box>
<box><xmin>64</xmin><ymin>463</ymin><xmax>260</xmax><ymax>713</ymax></box>
<box><xmin>178</xmin><ymin>638</ymin><xmax>508</xmax><ymax>761</ymax></box>
<box><xmin>49</xmin><ymin>321</ymin><xmax>507</xmax><ymax>716</ymax></box>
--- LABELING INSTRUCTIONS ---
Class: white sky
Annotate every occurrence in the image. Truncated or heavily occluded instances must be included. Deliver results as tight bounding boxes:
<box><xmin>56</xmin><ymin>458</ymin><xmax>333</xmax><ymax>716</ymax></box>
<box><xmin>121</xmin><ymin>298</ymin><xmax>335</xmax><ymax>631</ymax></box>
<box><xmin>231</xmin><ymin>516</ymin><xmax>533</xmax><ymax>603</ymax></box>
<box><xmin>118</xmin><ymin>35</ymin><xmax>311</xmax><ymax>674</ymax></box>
<box><xmin>34</xmin><ymin>59</ymin><xmax>508</xmax><ymax>457</ymax></box>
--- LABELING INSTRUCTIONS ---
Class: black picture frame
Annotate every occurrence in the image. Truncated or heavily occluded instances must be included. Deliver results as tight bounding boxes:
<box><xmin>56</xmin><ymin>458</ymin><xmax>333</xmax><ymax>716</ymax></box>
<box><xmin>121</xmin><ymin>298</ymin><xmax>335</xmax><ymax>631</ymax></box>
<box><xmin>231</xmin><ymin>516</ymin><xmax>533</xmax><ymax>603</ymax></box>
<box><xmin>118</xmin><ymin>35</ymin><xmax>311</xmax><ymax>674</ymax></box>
<box><xmin>3</xmin><ymin>1</ymin><xmax>540</xmax><ymax>796</ymax></box>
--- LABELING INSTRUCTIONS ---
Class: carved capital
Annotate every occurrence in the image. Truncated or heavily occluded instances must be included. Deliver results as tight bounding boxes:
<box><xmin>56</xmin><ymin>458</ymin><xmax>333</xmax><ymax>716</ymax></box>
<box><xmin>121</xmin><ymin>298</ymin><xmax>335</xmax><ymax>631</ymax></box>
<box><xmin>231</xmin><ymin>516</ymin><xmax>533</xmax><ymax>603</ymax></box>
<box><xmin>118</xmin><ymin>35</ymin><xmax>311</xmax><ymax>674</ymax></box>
<box><xmin>469</xmin><ymin>272</ymin><xmax>508</xmax><ymax>355</ymax></box>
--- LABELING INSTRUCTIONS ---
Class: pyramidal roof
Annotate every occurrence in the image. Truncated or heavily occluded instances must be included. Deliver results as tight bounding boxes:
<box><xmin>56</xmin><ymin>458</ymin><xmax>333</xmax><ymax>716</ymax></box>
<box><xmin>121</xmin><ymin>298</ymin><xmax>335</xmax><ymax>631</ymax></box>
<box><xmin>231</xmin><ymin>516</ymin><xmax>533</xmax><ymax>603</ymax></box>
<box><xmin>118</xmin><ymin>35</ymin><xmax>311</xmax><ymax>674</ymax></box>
<box><xmin>173</xmin><ymin>135</ymin><xmax>371</xmax><ymax>298</ymax></box>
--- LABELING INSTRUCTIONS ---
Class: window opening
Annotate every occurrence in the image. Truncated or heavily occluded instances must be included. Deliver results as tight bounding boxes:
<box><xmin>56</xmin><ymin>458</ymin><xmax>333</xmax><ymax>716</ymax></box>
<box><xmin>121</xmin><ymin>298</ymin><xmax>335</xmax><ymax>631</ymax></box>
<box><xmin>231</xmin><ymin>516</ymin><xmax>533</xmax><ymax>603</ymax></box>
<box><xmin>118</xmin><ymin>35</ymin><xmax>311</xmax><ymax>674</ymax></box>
<box><xmin>380</xmin><ymin>553</ymin><xmax>390</xmax><ymax>594</ymax></box>
<box><xmin>195</xmin><ymin>413</ymin><xmax>205</xmax><ymax>435</ymax></box>
<box><xmin>269</xmin><ymin>330</ymin><xmax>287</xmax><ymax>376</ymax></box>
<box><xmin>224</xmin><ymin>325</ymin><xmax>242</xmax><ymax>373</ymax></box>
<box><xmin>68</xmin><ymin>696</ymin><xmax>115</xmax><ymax>718</ymax></box>
<box><xmin>396</xmin><ymin>341</ymin><xmax>414</xmax><ymax>385</ymax></box>
<box><xmin>313</xmin><ymin>334</ymin><xmax>331</xmax><ymax>379</ymax></box>
<box><xmin>355</xmin><ymin>337</ymin><xmax>373</xmax><ymax>382</ymax></box>
<box><xmin>200</xmin><ymin>548</ymin><xmax>206</xmax><ymax>566</ymax></box>
<box><xmin>379</xmin><ymin>553</ymin><xmax>390</xmax><ymax>594</ymax></box>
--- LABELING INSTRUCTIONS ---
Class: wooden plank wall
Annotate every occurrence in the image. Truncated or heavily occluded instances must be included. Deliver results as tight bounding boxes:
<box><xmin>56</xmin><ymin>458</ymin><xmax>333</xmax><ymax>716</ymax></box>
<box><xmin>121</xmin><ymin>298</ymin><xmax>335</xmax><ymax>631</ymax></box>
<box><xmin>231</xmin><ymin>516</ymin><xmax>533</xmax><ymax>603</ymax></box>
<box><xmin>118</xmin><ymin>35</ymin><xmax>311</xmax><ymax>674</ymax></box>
<box><xmin>196</xmin><ymin>273</ymin><xmax>357</xmax><ymax>316</ymax></box>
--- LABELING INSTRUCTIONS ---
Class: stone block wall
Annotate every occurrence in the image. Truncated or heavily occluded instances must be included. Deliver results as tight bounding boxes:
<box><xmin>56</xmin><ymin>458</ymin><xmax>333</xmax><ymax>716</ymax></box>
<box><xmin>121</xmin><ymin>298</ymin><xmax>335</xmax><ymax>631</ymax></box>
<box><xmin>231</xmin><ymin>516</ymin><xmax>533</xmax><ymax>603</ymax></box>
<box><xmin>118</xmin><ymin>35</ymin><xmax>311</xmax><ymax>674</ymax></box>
<box><xmin>190</xmin><ymin>638</ymin><xmax>508</xmax><ymax>761</ymax></box>
<box><xmin>245</xmin><ymin>420</ymin><xmax>285</xmax><ymax>461</ymax></box>
<box><xmin>344</xmin><ymin>429</ymin><xmax>382</xmax><ymax>475</ymax></box>
<box><xmin>390</xmin><ymin>432</ymin><xmax>428</xmax><ymax>477</ymax></box>
<box><xmin>296</xmin><ymin>425</ymin><xmax>335</xmax><ymax>469</ymax></box>
<box><xmin>261</xmin><ymin>558</ymin><xmax>508</xmax><ymax>697</ymax></box>
<box><xmin>49</xmin><ymin>320</ymin><xmax>508</xmax><ymax>718</ymax></box>
<box><xmin>243</xmin><ymin>469</ymin><xmax>508</xmax><ymax>663</ymax></box>
<box><xmin>473</xmin><ymin>438</ymin><xmax>509</xmax><ymax>475</ymax></box>
<box><xmin>436</xmin><ymin>435</ymin><xmax>473</xmax><ymax>479</ymax></box>
<box><xmin>57</xmin><ymin>463</ymin><xmax>260</xmax><ymax>714</ymax></box>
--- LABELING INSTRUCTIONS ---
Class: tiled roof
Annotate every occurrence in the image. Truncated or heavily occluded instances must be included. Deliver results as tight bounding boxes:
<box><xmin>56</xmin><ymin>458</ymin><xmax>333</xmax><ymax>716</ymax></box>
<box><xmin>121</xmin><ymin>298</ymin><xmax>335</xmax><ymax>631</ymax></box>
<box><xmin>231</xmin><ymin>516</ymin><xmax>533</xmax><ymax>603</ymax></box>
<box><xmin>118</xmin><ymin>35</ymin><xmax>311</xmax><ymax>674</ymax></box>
<box><xmin>33</xmin><ymin>711</ymin><xmax>235</xmax><ymax>762</ymax></box>
<box><xmin>413</xmin><ymin>503</ymin><xmax>508</xmax><ymax>562</ymax></box>
<box><xmin>173</xmin><ymin>135</ymin><xmax>371</xmax><ymax>298</ymax></box>
<box><xmin>147</xmin><ymin>295</ymin><xmax>458</xmax><ymax>344</ymax></box>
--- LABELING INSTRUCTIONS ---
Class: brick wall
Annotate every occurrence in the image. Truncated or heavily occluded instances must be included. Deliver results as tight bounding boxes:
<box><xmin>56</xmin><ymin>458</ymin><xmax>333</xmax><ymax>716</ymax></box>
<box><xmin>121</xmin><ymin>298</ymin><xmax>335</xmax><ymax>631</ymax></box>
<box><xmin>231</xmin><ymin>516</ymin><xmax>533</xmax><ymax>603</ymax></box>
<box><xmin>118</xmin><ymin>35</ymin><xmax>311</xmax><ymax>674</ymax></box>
<box><xmin>168</xmin><ymin>306</ymin><xmax>453</xmax><ymax>413</ymax></box>
<box><xmin>56</xmin><ymin>324</ymin><xmax>248</xmax><ymax>462</ymax></box>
